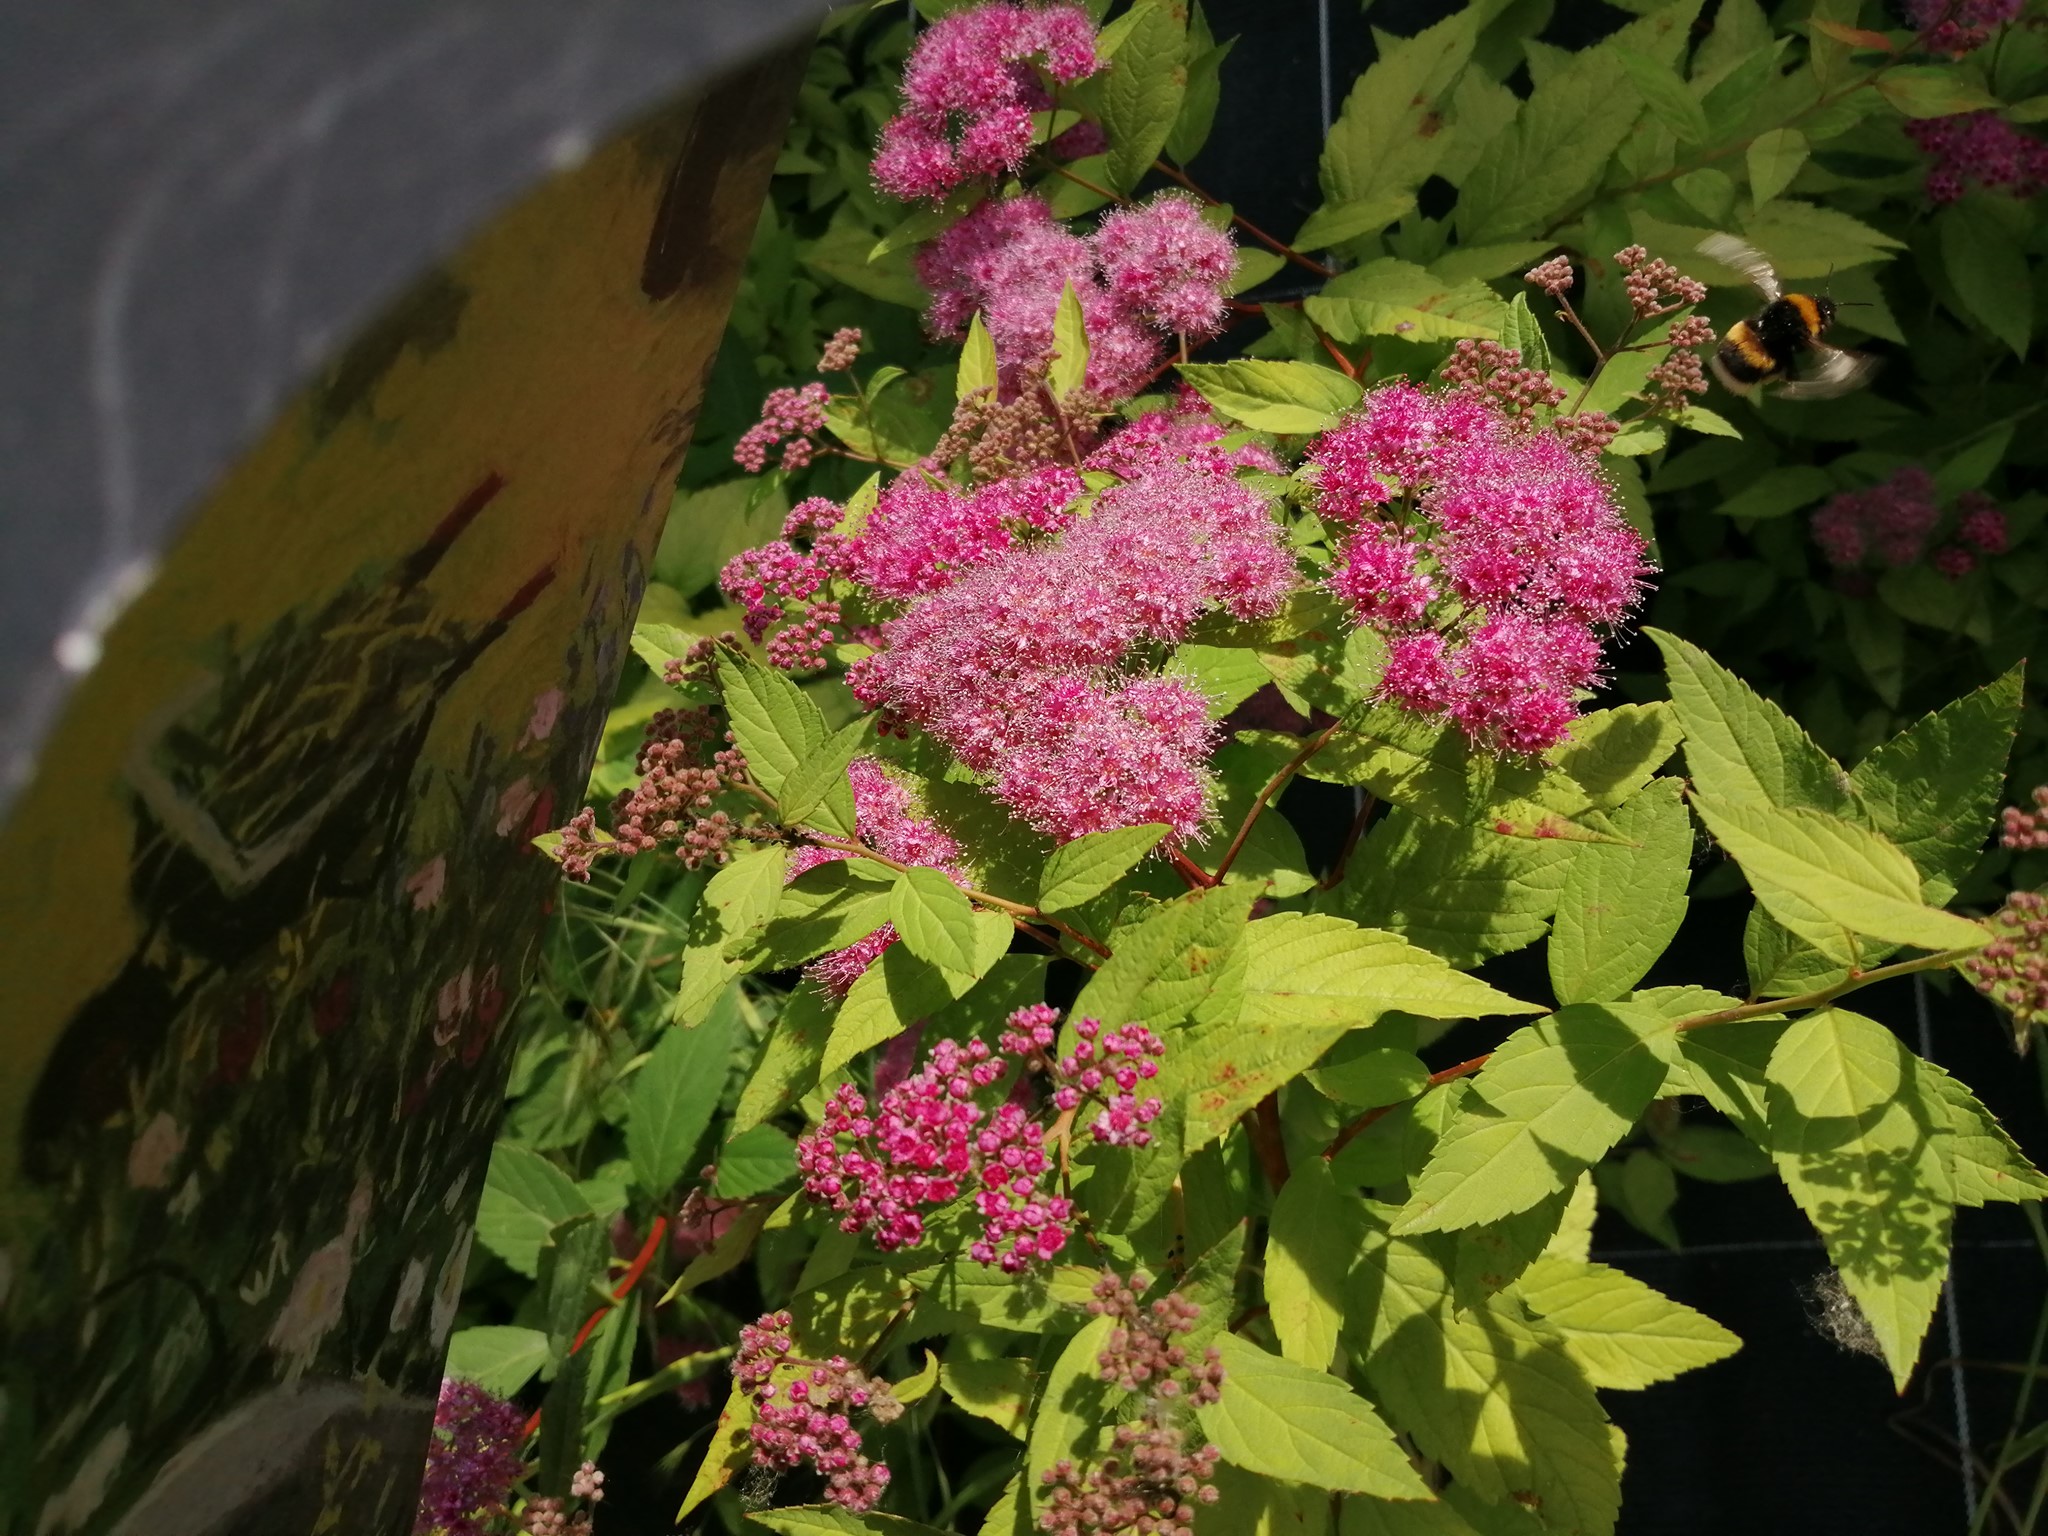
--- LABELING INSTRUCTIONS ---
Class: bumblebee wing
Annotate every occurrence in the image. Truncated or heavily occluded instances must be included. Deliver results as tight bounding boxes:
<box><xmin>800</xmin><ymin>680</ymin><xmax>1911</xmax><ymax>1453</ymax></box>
<box><xmin>1774</xmin><ymin>346</ymin><xmax>1878</xmax><ymax>400</ymax></box>
<box><xmin>1696</xmin><ymin>233</ymin><xmax>1781</xmax><ymax>303</ymax></box>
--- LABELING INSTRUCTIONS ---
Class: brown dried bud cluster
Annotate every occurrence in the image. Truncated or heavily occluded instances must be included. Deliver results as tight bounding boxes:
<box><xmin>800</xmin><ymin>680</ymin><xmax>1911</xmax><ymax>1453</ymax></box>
<box><xmin>1039</xmin><ymin>1271</ymin><xmax>1227</xmax><ymax>1536</ymax></box>
<box><xmin>1964</xmin><ymin>889</ymin><xmax>2048</xmax><ymax>1033</ymax></box>
<box><xmin>1643</xmin><ymin>350</ymin><xmax>1711</xmax><ymax>417</ymax></box>
<box><xmin>1440</xmin><ymin>338</ymin><xmax>1567</xmax><ymax>422</ymax></box>
<box><xmin>554</xmin><ymin>709</ymin><xmax>751</xmax><ymax>879</ymax></box>
<box><xmin>1525</xmin><ymin>254</ymin><xmax>1575</xmax><ymax>297</ymax></box>
<box><xmin>1555</xmin><ymin>411</ymin><xmax>1621</xmax><ymax>456</ymax></box>
<box><xmin>2002</xmin><ymin>786</ymin><xmax>2048</xmax><ymax>851</ymax></box>
<box><xmin>1615</xmin><ymin>244</ymin><xmax>1708</xmax><ymax>318</ymax></box>
<box><xmin>924</xmin><ymin>366</ymin><xmax>1112</xmax><ymax>482</ymax></box>
<box><xmin>818</xmin><ymin>326</ymin><xmax>865</xmax><ymax>373</ymax></box>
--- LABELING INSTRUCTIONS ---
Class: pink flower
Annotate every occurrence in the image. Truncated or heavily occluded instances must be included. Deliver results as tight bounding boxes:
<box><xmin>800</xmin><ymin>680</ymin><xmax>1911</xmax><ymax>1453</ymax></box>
<box><xmin>849</xmin><ymin>461</ymin><xmax>1291</xmax><ymax>840</ymax></box>
<box><xmin>1905</xmin><ymin>110</ymin><xmax>2048</xmax><ymax>203</ymax></box>
<box><xmin>1093</xmin><ymin>194</ymin><xmax>1237</xmax><ymax>338</ymax></box>
<box><xmin>873</xmin><ymin>3</ymin><xmax>1103</xmax><ymax>203</ymax></box>
<box><xmin>1309</xmin><ymin>384</ymin><xmax>1648</xmax><ymax>754</ymax></box>
<box><xmin>734</xmin><ymin>1311</ymin><xmax>893</xmax><ymax>1511</ymax></box>
<box><xmin>796</xmin><ymin>1005</ymin><xmax>1164</xmax><ymax>1271</ymax></box>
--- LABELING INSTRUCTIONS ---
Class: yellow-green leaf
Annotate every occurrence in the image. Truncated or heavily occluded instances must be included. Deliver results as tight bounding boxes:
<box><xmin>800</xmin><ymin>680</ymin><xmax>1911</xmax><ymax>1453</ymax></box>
<box><xmin>1197</xmin><ymin>1333</ymin><xmax>1433</xmax><ymax>1498</ymax></box>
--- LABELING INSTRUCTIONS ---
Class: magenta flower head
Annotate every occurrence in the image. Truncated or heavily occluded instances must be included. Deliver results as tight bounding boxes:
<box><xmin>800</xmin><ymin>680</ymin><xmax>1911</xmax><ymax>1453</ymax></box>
<box><xmin>414</xmin><ymin>1379</ymin><xmax>526</xmax><ymax>1536</ymax></box>
<box><xmin>848</xmin><ymin>457</ymin><xmax>1292</xmax><ymax>841</ymax></box>
<box><xmin>1308</xmin><ymin>383</ymin><xmax>1650</xmax><ymax>756</ymax></box>
<box><xmin>873</xmin><ymin>3</ymin><xmax>1102</xmax><ymax>204</ymax></box>
<box><xmin>1092</xmin><ymin>193</ymin><xmax>1238</xmax><ymax>338</ymax></box>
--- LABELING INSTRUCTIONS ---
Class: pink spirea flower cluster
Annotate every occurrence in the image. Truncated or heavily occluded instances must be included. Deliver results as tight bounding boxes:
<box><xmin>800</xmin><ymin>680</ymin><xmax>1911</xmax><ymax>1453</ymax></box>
<box><xmin>415</xmin><ymin>1379</ymin><xmax>526</xmax><ymax>1536</ymax></box>
<box><xmin>735</xmin><ymin>382</ymin><xmax>830</xmax><ymax>473</ymax></box>
<box><xmin>1908</xmin><ymin>0</ymin><xmax>2023</xmax><ymax>55</ymax></box>
<box><xmin>786</xmin><ymin>755</ymin><xmax>967</xmax><ymax>997</ymax></box>
<box><xmin>1309</xmin><ymin>381</ymin><xmax>1650</xmax><ymax>754</ymax></box>
<box><xmin>916</xmin><ymin>193</ymin><xmax>1236</xmax><ymax>400</ymax></box>
<box><xmin>733</xmin><ymin>1311</ymin><xmax>894</xmax><ymax>1512</ymax></box>
<box><xmin>1964</xmin><ymin>889</ymin><xmax>2048</xmax><ymax>1032</ymax></box>
<box><xmin>1038</xmin><ymin>1272</ymin><xmax>1225</xmax><ymax>1536</ymax></box>
<box><xmin>1809</xmin><ymin>468</ymin><xmax>2005</xmax><ymax>580</ymax></box>
<box><xmin>872</xmin><ymin>3</ymin><xmax>1100</xmax><ymax>203</ymax></box>
<box><xmin>1904</xmin><ymin>111</ymin><xmax>2048</xmax><ymax>203</ymax></box>
<box><xmin>520</xmin><ymin>1462</ymin><xmax>603</xmax><ymax>1536</ymax></box>
<box><xmin>848</xmin><ymin>459</ymin><xmax>1293</xmax><ymax>840</ymax></box>
<box><xmin>2003</xmin><ymin>785</ymin><xmax>2048</xmax><ymax>852</ymax></box>
<box><xmin>1084</xmin><ymin>390</ymin><xmax>1281</xmax><ymax>479</ymax></box>
<box><xmin>795</xmin><ymin>1004</ymin><xmax>1164</xmax><ymax>1271</ymax></box>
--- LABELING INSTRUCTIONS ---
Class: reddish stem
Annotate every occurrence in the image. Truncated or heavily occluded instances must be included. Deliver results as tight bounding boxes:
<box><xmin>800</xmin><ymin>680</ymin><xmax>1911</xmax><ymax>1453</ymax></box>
<box><xmin>1322</xmin><ymin>1053</ymin><xmax>1491</xmax><ymax>1162</ymax></box>
<box><xmin>1246</xmin><ymin>1094</ymin><xmax>1291</xmax><ymax>1194</ymax></box>
<box><xmin>1167</xmin><ymin>847</ymin><xmax>1219</xmax><ymax>889</ymax></box>
<box><xmin>523</xmin><ymin>1213</ymin><xmax>672</xmax><ymax>1438</ymax></box>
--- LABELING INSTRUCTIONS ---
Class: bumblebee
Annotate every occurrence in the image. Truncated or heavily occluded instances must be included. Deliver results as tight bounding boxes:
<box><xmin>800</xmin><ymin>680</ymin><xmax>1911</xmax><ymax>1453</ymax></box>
<box><xmin>1696</xmin><ymin>233</ymin><xmax>1878</xmax><ymax>399</ymax></box>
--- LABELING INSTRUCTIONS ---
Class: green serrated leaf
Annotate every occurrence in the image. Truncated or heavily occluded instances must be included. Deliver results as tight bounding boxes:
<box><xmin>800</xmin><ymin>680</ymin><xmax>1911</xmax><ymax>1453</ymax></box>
<box><xmin>1646</xmin><ymin>628</ymin><xmax>1851</xmax><ymax>814</ymax></box>
<box><xmin>733</xmin><ymin>983</ymin><xmax>835</xmax><ymax>1134</ymax></box>
<box><xmin>750</xmin><ymin>1509</ymin><xmax>953</xmax><ymax>1536</ymax></box>
<box><xmin>825</xmin><ymin>912</ymin><xmax>1013</xmax><ymax>1074</ymax></box>
<box><xmin>1198</xmin><ymin>1333</ymin><xmax>1432</xmax><ymax>1497</ymax></box>
<box><xmin>1177</xmin><ymin>360</ymin><xmax>1364</xmax><ymax>434</ymax></box>
<box><xmin>1692</xmin><ymin>796</ymin><xmax>1989</xmax><ymax>960</ymax></box>
<box><xmin>445</xmin><ymin>1325</ymin><xmax>552</xmax><ymax>1398</ymax></box>
<box><xmin>714</xmin><ymin>1123</ymin><xmax>797</xmax><ymax>1199</ymax></box>
<box><xmin>941</xmin><ymin>1350</ymin><xmax>1037</xmax><ymax>1437</ymax></box>
<box><xmin>679</xmin><ymin>1384</ymin><xmax>754</xmax><ymax>1520</ymax></box>
<box><xmin>1456</xmin><ymin>47</ymin><xmax>1643</xmax><ymax>242</ymax></box>
<box><xmin>1239</xmin><ymin>912</ymin><xmax>1541</xmax><ymax>1027</ymax></box>
<box><xmin>1765</xmin><ymin>1008</ymin><xmax>1955</xmax><ymax>1389</ymax></box>
<box><xmin>1549</xmin><ymin>778</ymin><xmax>1692</xmax><ymax>1004</ymax></box>
<box><xmin>1350</xmin><ymin>1229</ymin><xmax>1622</xmax><ymax>1531</ymax></box>
<box><xmin>1331</xmin><ymin>810</ymin><xmax>1575</xmax><ymax>970</ymax></box>
<box><xmin>959</xmin><ymin>313</ymin><xmax>998</xmax><ymax>400</ymax></box>
<box><xmin>1040</xmin><ymin>823</ymin><xmax>1170</xmax><ymax>911</ymax></box>
<box><xmin>1026</xmin><ymin>1315</ymin><xmax>1119</xmax><ymax>1516</ymax></box>
<box><xmin>675</xmin><ymin>845</ymin><xmax>788</xmax><ymax>1025</ymax></box>
<box><xmin>1502</xmin><ymin>290</ymin><xmax>1551</xmax><ymax>372</ymax></box>
<box><xmin>1308</xmin><ymin>1044</ymin><xmax>1430</xmax><ymax>1108</ymax></box>
<box><xmin>1266</xmin><ymin>1157</ymin><xmax>1372</xmax><ymax>1370</ymax></box>
<box><xmin>1074</xmin><ymin>882</ymin><xmax>1262</xmax><ymax>1031</ymax></box>
<box><xmin>475</xmin><ymin>1144</ymin><xmax>594</xmax><ymax>1278</ymax></box>
<box><xmin>1615</xmin><ymin>46</ymin><xmax>1708</xmax><ymax>142</ymax></box>
<box><xmin>1551</xmin><ymin>703</ymin><xmax>1684</xmax><ymax>810</ymax></box>
<box><xmin>889</xmin><ymin>866</ymin><xmax>983</xmax><ymax>972</ymax></box>
<box><xmin>1849</xmin><ymin>667</ymin><xmax>2022</xmax><ymax>891</ymax></box>
<box><xmin>1876</xmin><ymin>64</ymin><xmax>2003</xmax><ymax>118</ymax></box>
<box><xmin>1746</xmin><ymin>127</ymin><xmax>1809</xmax><ymax>203</ymax></box>
<box><xmin>719</xmin><ymin>654</ymin><xmax>827</xmax><ymax>800</ymax></box>
<box><xmin>1321</xmin><ymin>8</ymin><xmax>1480</xmax><ymax>212</ymax></box>
<box><xmin>1941</xmin><ymin>197</ymin><xmax>2033</xmax><ymax>359</ymax></box>
<box><xmin>1101</xmin><ymin>0</ymin><xmax>1187</xmax><ymax>191</ymax></box>
<box><xmin>628</xmin><ymin>1004</ymin><xmax>738</xmax><ymax>1198</ymax></box>
<box><xmin>1051</xmin><ymin>282</ymin><xmax>1091</xmax><ymax>397</ymax></box>
<box><xmin>1295</xmin><ymin>194</ymin><xmax>1420</xmax><ymax>251</ymax></box>
<box><xmin>781</xmin><ymin>719</ymin><xmax>873</xmax><ymax>829</ymax></box>
<box><xmin>1518</xmin><ymin>1257</ymin><xmax>1740</xmax><ymax>1387</ymax></box>
<box><xmin>1307</xmin><ymin>261</ymin><xmax>1505</xmax><ymax>343</ymax></box>
<box><xmin>1396</xmin><ymin>1003</ymin><xmax>1679</xmax><ymax>1232</ymax></box>
<box><xmin>1918</xmin><ymin>1058</ymin><xmax>2048</xmax><ymax>1206</ymax></box>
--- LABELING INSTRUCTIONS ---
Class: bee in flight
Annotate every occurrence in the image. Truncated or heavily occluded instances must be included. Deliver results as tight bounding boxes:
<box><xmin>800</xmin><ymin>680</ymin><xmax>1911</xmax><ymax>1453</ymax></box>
<box><xmin>1696</xmin><ymin>233</ymin><xmax>1878</xmax><ymax>400</ymax></box>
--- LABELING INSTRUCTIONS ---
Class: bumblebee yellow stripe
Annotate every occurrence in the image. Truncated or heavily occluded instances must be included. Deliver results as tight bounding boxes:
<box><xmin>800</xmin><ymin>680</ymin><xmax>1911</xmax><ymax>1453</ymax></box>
<box><xmin>1725</xmin><ymin>320</ymin><xmax>1775</xmax><ymax>370</ymax></box>
<box><xmin>1785</xmin><ymin>292</ymin><xmax>1822</xmax><ymax>334</ymax></box>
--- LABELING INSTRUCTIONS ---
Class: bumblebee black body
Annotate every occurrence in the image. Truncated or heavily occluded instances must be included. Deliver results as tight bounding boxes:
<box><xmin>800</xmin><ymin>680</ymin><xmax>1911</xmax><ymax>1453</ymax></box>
<box><xmin>1696</xmin><ymin>234</ymin><xmax>1875</xmax><ymax>400</ymax></box>
<box><xmin>1715</xmin><ymin>293</ymin><xmax>1837</xmax><ymax>387</ymax></box>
